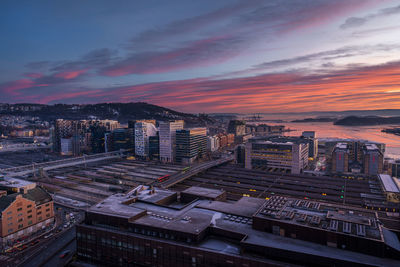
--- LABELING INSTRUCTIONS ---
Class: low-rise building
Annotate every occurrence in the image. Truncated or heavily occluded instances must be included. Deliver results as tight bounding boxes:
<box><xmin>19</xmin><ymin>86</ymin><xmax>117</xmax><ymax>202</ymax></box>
<box><xmin>0</xmin><ymin>179</ymin><xmax>54</xmax><ymax>245</ymax></box>
<box><xmin>76</xmin><ymin>186</ymin><xmax>400</xmax><ymax>266</ymax></box>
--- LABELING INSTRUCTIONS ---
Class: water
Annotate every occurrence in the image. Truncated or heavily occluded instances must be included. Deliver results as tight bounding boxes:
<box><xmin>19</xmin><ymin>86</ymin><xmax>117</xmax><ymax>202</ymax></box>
<box><xmin>243</xmin><ymin>114</ymin><xmax>400</xmax><ymax>159</ymax></box>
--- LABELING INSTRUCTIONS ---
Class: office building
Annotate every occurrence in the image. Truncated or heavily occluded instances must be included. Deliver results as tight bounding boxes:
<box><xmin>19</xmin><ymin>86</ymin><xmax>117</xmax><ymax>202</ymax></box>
<box><xmin>389</xmin><ymin>159</ymin><xmax>400</xmax><ymax>178</ymax></box>
<box><xmin>76</xmin><ymin>185</ymin><xmax>400</xmax><ymax>266</ymax></box>
<box><xmin>135</xmin><ymin>122</ymin><xmax>157</xmax><ymax>157</ymax></box>
<box><xmin>149</xmin><ymin>133</ymin><xmax>160</xmax><ymax>160</ymax></box>
<box><xmin>331</xmin><ymin>143</ymin><xmax>349</xmax><ymax>173</ymax></box>
<box><xmin>0</xmin><ymin>179</ymin><xmax>54</xmax><ymax>245</ymax></box>
<box><xmin>54</xmin><ymin>119</ymin><xmax>119</xmax><ymax>155</ymax></box>
<box><xmin>245</xmin><ymin>136</ymin><xmax>309</xmax><ymax>174</ymax></box>
<box><xmin>111</xmin><ymin>128</ymin><xmax>134</xmax><ymax>151</ymax></box>
<box><xmin>227</xmin><ymin>120</ymin><xmax>246</xmax><ymax>136</ymax></box>
<box><xmin>363</xmin><ymin>144</ymin><xmax>384</xmax><ymax>176</ymax></box>
<box><xmin>206</xmin><ymin>136</ymin><xmax>219</xmax><ymax>152</ymax></box>
<box><xmin>301</xmin><ymin>131</ymin><xmax>318</xmax><ymax>159</ymax></box>
<box><xmin>159</xmin><ymin>120</ymin><xmax>184</xmax><ymax>163</ymax></box>
<box><xmin>176</xmin><ymin>128</ymin><xmax>207</xmax><ymax>164</ymax></box>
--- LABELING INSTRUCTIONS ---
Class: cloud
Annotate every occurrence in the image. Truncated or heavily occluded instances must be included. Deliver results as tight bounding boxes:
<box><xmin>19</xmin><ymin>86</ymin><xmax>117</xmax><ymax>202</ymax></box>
<box><xmin>27</xmin><ymin>59</ymin><xmax>400</xmax><ymax>113</ymax></box>
<box><xmin>341</xmin><ymin>4</ymin><xmax>400</xmax><ymax>29</ymax></box>
<box><xmin>101</xmin><ymin>35</ymin><xmax>243</xmax><ymax>76</ymax></box>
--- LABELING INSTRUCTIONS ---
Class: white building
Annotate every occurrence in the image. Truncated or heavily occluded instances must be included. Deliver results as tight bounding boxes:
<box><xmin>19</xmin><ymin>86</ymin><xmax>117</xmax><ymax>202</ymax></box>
<box><xmin>207</xmin><ymin>135</ymin><xmax>219</xmax><ymax>152</ymax></box>
<box><xmin>135</xmin><ymin>122</ymin><xmax>157</xmax><ymax>157</ymax></box>
<box><xmin>60</xmin><ymin>138</ymin><xmax>72</xmax><ymax>155</ymax></box>
<box><xmin>159</xmin><ymin>120</ymin><xmax>184</xmax><ymax>163</ymax></box>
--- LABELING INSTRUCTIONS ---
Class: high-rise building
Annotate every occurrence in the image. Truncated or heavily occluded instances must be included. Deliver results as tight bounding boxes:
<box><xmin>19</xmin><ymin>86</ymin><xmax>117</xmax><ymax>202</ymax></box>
<box><xmin>206</xmin><ymin>136</ymin><xmax>219</xmax><ymax>152</ymax></box>
<box><xmin>112</xmin><ymin>128</ymin><xmax>134</xmax><ymax>151</ymax></box>
<box><xmin>245</xmin><ymin>136</ymin><xmax>309</xmax><ymax>174</ymax></box>
<box><xmin>135</xmin><ymin>122</ymin><xmax>157</xmax><ymax>157</ymax></box>
<box><xmin>363</xmin><ymin>144</ymin><xmax>383</xmax><ymax>176</ymax></box>
<box><xmin>54</xmin><ymin>119</ymin><xmax>119</xmax><ymax>155</ymax></box>
<box><xmin>331</xmin><ymin>143</ymin><xmax>349</xmax><ymax>173</ymax></box>
<box><xmin>176</xmin><ymin>128</ymin><xmax>207</xmax><ymax>164</ymax></box>
<box><xmin>227</xmin><ymin>120</ymin><xmax>246</xmax><ymax>136</ymax></box>
<box><xmin>301</xmin><ymin>131</ymin><xmax>318</xmax><ymax>159</ymax></box>
<box><xmin>149</xmin><ymin>133</ymin><xmax>160</xmax><ymax>160</ymax></box>
<box><xmin>159</xmin><ymin>120</ymin><xmax>184</xmax><ymax>163</ymax></box>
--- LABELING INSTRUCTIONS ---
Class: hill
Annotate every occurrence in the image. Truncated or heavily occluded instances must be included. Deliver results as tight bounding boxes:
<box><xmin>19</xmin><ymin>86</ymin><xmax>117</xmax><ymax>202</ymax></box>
<box><xmin>0</xmin><ymin>102</ymin><xmax>213</xmax><ymax>125</ymax></box>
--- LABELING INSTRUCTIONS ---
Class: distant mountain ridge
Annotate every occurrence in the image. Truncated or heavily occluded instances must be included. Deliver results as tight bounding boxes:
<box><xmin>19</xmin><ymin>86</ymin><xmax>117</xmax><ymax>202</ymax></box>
<box><xmin>0</xmin><ymin>102</ymin><xmax>213</xmax><ymax>125</ymax></box>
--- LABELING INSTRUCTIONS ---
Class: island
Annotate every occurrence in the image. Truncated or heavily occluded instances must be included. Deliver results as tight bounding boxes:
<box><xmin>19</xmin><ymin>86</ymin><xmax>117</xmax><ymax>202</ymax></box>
<box><xmin>334</xmin><ymin>116</ymin><xmax>400</xmax><ymax>126</ymax></box>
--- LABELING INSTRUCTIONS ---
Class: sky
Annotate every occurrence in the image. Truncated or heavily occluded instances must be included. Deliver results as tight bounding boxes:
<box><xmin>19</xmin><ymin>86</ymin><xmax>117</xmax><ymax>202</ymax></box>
<box><xmin>1</xmin><ymin>0</ymin><xmax>400</xmax><ymax>113</ymax></box>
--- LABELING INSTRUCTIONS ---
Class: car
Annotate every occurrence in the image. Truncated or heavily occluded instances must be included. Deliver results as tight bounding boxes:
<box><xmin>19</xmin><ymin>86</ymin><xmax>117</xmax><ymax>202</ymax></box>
<box><xmin>44</xmin><ymin>233</ymin><xmax>53</xmax><ymax>239</ymax></box>
<box><xmin>59</xmin><ymin>250</ymin><xmax>71</xmax><ymax>259</ymax></box>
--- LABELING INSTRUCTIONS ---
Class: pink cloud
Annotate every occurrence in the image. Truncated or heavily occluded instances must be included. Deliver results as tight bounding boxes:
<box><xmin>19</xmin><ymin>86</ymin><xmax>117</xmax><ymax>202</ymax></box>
<box><xmin>54</xmin><ymin>69</ymin><xmax>88</xmax><ymax>79</ymax></box>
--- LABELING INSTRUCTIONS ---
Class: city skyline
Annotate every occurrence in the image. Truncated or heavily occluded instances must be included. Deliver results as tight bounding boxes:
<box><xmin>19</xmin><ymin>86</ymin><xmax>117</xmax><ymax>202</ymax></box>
<box><xmin>1</xmin><ymin>0</ymin><xmax>400</xmax><ymax>113</ymax></box>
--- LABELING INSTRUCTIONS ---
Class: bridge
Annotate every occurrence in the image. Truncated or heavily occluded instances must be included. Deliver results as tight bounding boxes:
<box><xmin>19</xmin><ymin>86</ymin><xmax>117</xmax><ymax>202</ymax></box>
<box><xmin>157</xmin><ymin>155</ymin><xmax>234</xmax><ymax>189</ymax></box>
<box><xmin>0</xmin><ymin>150</ymin><xmax>127</xmax><ymax>177</ymax></box>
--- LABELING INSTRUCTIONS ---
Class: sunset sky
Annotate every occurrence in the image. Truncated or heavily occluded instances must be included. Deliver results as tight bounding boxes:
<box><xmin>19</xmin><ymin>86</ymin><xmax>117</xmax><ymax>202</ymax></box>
<box><xmin>1</xmin><ymin>0</ymin><xmax>400</xmax><ymax>113</ymax></box>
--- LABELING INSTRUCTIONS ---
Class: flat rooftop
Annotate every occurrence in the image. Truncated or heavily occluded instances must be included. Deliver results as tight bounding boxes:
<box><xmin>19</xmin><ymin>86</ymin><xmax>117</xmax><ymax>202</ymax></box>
<box><xmin>197</xmin><ymin>197</ymin><xmax>264</xmax><ymax>218</ymax></box>
<box><xmin>254</xmin><ymin>196</ymin><xmax>382</xmax><ymax>241</ymax></box>
<box><xmin>379</xmin><ymin>174</ymin><xmax>400</xmax><ymax>193</ymax></box>
<box><xmin>0</xmin><ymin>177</ymin><xmax>36</xmax><ymax>189</ymax></box>
<box><xmin>84</xmin><ymin>185</ymin><xmax>400</xmax><ymax>266</ymax></box>
<box><xmin>181</xmin><ymin>186</ymin><xmax>225</xmax><ymax>199</ymax></box>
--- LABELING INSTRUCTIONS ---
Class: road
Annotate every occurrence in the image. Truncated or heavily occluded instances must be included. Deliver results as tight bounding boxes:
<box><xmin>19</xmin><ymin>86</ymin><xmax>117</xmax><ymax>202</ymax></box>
<box><xmin>19</xmin><ymin>227</ymin><xmax>75</xmax><ymax>267</ymax></box>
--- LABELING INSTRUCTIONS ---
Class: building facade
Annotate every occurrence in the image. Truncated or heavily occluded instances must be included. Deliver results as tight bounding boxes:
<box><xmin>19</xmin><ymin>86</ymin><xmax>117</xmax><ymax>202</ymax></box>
<box><xmin>0</xmin><ymin>179</ymin><xmax>54</xmax><ymax>245</ymax></box>
<box><xmin>76</xmin><ymin>186</ymin><xmax>400</xmax><ymax>266</ymax></box>
<box><xmin>134</xmin><ymin>122</ymin><xmax>157</xmax><ymax>157</ymax></box>
<box><xmin>245</xmin><ymin>137</ymin><xmax>309</xmax><ymax>174</ymax></box>
<box><xmin>176</xmin><ymin>128</ymin><xmax>207</xmax><ymax>164</ymax></box>
<box><xmin>331</xmin><ymin>143</ymin><xmax>349</xmax><ymax>173</ymax></box>
<box><xmin>159</xmin><ymin>120</ymin><xmax>184</xmax><ymax>163</ymax></box>
<box><xmin>363</xmin><ymin>144</ymin><xmax>383</xmax><ymax>176</ymax></box>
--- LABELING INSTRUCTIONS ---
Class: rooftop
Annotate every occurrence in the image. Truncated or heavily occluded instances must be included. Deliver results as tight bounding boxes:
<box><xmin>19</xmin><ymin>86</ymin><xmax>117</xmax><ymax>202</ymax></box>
<box><xmin>379</xmin><ymin>174</ymin><xmax>400</xmax><ymax>193</ymax></box>
<box><xmin>83</xmin><ymin>185</ymin><xmax>400</xmax><ymax>265</ymax></box>
<box><xmin>254</xmin><ymin>196</ymin><xmax>382</xmax><ymax>241</ymax></box>
<box><xmin>181</xmin><ymin>186</ymin><xmax>225</xmax><ymax>200</ymax></box>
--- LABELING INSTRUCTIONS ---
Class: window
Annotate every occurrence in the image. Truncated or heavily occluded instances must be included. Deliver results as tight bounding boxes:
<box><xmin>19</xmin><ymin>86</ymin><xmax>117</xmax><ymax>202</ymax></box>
<box><xmin>7</xmin><ymin>217</ymin><xmax>12</xmax><ymax>221</ymax></box>
<box><xmin>8</xmin><ymin>223</ymin><xmax>13</xmax><ymax>226</ymax></box>
<box><xmin>46</xmin><ymin>213</ymin><xmax>50</xmax><ymax>217</ymax></box>
<box><xmin>46</xmin><ymin>208</ymin><xmax>50</xmax><ymax>212</ymax></box>
<box><xmin>18</xmin><ymin>218</ymin><xmax>23</xmax><ymax>222</ymax></box>
<box><xmin>38</xmin><ymin>216</ymin><xmax>42</xmax><ymax>221</ymax></box>
<box><xmin>37</xmin><ymin>211</ymin><xmax>42</xmax><ymax>215</ymax></box>
<box><xmin>27</xmin><ymin>210</ymin><xmax>32</xmax><ymax>213</ymax></box>
<box><xmin>37</xmin><ymin>206</ymin><xmax>41</xmax><ymax>209</ymax></box>
<box><xmin>17</xmin><ymin>208</ymin><xmax>22</xmax><ymax>212</ymax></box>
<box><xmin>28</xmin><ymin>215</ymin><xmax>32</xmax><ymax>219</ymax></box>
<box><xmin>18</xmin><ymin>213</ymin><xmax>23</xmax><ymax>217</ymax></box>
<box><xmin>28</xmin><ymin>220</ymin><xmax>32</xmax><ymax>225</ymax></box>
<box><xmin>18</xmin><ymin>224</ymin><xmax>23</xmax><ymax>229</ymax></box>
<box><xmin>7</xmin><ymin>211</ymin><xmax>12</xmax><ymax>215</ymax></box>
<box><xmin>8</xmin><ymin>229</ymin><xmax>13</xmax><ymax>233</ymax></box>
<box><xmin>27</xmin><ymin>205</ymin><xmax>32</xmax><ymax>208</ymax></box>
<box><xmin>45</xmin><ymin>203</ymin><xmax>49</xmax><ymax>207</ymax></box>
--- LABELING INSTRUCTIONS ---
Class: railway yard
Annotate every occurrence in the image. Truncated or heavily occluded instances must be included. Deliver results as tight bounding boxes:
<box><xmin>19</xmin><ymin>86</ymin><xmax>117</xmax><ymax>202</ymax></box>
<box><xmin>27</xmin><ymin>159</ymin><xmax>184</xmax><ymax>207</ymax></box>
<box><xmin>12</xmin><ymin>158</ymin><xmax>398</xmax><ymax>232</ymax></box>
<box><xmin>170</xmin><ymin>165</ymin><xmax>400</xmax><ymax>231</ymax></box>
